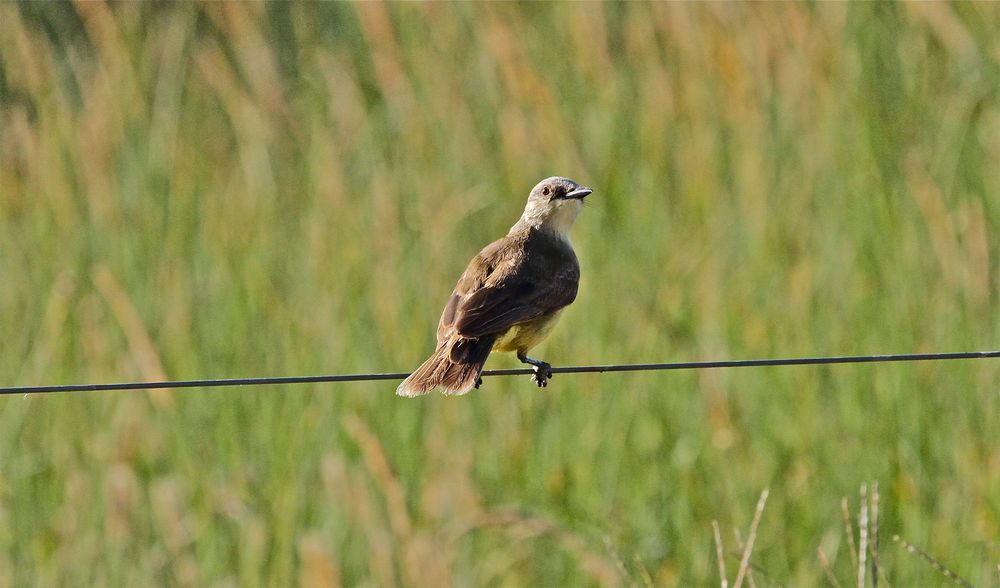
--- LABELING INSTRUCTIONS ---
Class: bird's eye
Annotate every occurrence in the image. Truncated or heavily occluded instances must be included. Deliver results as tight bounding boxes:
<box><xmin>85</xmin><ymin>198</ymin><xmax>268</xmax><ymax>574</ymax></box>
<box><xmin>542</xmin><ymin>186</ymin><xmax>551</xmax><ymax>196</ymax></box>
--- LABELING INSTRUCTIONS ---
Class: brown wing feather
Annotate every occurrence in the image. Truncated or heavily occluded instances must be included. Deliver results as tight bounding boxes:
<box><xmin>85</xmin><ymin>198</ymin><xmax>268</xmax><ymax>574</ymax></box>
<box><xmin>436</xmin><ymin>228</ymin><xmax>579</xmax><ymax>341</ymax></box>
<box><xmin>454</xmin><ymin>266</ymin><xmax>578</xmax><ymax>336</ymax></box>
<box><xmin>436</xmin><ymin>236</ymin><xmax>510</xmax><ymax>341</ymax></box>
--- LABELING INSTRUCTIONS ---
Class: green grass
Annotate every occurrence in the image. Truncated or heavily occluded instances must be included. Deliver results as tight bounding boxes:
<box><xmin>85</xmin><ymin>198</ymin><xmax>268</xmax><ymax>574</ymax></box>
<box><xmin>2</xmin><ymin>2</ymin><xmax>1000</xmax><ymax>585</ymax></box>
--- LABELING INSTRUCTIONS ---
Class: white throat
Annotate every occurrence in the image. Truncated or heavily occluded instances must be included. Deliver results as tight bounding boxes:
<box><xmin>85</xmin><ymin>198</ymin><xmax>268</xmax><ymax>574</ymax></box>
<box><xmin>513</xmin><ymin>199</ymin><xmax>582</xmax><ymax>240</ymax></box>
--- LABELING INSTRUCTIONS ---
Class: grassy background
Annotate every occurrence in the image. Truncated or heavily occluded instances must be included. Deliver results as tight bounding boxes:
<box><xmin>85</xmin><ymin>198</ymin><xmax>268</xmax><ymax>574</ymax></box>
<box><xmin>2</xmin><ymin>2</ymin><xmax>1000</xmax><ymax>585</ymax></box>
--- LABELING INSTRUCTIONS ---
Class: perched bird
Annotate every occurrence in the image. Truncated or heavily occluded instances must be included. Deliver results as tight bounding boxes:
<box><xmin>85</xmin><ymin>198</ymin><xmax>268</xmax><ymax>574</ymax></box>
<box><xmin>397</xmin><ymin>176</ymin><xmax>592</xmax><ymax>397</ymax></box>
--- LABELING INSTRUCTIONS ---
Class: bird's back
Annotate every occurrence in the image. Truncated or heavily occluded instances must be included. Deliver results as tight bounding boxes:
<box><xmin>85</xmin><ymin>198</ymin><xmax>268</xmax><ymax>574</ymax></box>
<box><xmin>436</xmin><ymin>226</ymin><xmax>579</xmax><ymax>347</ymax></box>
<box><xmin>397</xmin><ymin>176</ymin><xmax>590</xmax><ymax>397</ymax></box>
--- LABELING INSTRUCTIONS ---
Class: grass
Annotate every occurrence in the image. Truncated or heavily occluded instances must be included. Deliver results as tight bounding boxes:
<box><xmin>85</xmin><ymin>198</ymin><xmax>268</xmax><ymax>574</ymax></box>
<box><xmin>2</xmin><ymin>2</ymin><xmax>1000</xmax><ymax>585</ymax></box>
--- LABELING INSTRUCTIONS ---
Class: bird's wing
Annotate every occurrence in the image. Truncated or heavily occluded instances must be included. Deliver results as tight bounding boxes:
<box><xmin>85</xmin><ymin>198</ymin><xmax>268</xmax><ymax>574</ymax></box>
<box><xmin>435</xmin><ymin>230</ymin><xmax>578</xmax><ymax>339</ymax></box>
<box><xmin>452</xmin><ymin>263</ymin><xmax>579</xmax><ymax>337</ymax></box>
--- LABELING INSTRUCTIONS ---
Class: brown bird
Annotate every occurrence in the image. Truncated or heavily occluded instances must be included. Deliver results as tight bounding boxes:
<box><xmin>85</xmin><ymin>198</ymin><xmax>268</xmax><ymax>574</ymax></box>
<box><xmin>397</xmin><ymin>176</ymin><xmax>592</xmax><ymax>397</ymax></box>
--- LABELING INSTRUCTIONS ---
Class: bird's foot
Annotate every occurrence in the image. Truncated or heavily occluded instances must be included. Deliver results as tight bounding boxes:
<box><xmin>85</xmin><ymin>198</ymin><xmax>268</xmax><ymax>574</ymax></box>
<box><xmin>518</xmin><ymin>352</ymin><xmax>553</xmax><ymax>388</ymax></box>
<box><xmin>474</xmin><ymin>376</ymin><xmax>483</xmax><ymax>389</ymax></box>
<box><xmin>530</xmin><ymin>362</ymin><xmax>553</xmax><ymax>388</ymax></box>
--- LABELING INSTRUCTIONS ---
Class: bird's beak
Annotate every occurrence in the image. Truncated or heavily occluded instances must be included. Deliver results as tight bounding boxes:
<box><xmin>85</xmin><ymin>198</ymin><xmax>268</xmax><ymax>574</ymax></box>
<box><xmin>566</xmin><ymin>186</ymin><xmax>592</xmax><ymax>199</ymax></box>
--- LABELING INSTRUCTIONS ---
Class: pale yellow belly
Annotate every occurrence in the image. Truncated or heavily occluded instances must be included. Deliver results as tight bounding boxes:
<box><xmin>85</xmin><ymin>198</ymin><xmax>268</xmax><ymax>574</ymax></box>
<box><xmin>493</xmin><ymin>310</ymin><xmax>563</xmax><ymax>353</ymax></box>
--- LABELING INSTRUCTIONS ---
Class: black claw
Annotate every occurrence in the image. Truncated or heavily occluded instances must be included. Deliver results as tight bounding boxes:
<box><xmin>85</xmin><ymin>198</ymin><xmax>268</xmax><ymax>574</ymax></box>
<box><xmin>530</xmin><ymin>364</ymin><xmax>553</xmax><ymax>388</ymax></box>
<box><xmin>518</xmin><ymin>353</ymin><xmax>553</xmax><ymax>389</ymax></box>
<box><xmin>474</xmin><ymin>377</ymin><xmax>483</xmax><ymax>389</ymax></box>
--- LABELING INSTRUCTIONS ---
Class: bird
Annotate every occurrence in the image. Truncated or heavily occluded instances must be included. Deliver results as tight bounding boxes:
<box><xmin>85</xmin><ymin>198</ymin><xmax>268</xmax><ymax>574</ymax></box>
<box><xmin>397</xmin><ymin>176</ymin><xmax>592</xmax><ymax>397</ymax></box>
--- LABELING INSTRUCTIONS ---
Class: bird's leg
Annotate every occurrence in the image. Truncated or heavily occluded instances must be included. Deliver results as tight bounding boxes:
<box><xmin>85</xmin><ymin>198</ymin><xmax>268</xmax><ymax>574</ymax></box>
<box><xmin>517</xmin><ymin>351</ymin><xmax>553</xmax><ymax>388</ymax></box>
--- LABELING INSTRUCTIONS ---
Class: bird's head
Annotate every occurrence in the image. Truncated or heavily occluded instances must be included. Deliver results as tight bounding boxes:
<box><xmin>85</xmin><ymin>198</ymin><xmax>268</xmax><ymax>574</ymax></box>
<box><xmin>518</xmin><ymin>176</ymin><xmax>592</xmax><ymax>236</ymax></box>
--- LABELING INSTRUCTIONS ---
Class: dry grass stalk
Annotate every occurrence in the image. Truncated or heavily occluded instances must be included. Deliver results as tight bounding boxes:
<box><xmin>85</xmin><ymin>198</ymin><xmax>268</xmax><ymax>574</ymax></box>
<box><xmin>342</xmin><ymin>415</ymin><xmax>412</xmax><ymax>541</ymax></box>
<box><xmin>92</xmin><ymin>263</ymin><xmax>173</xmax><ymax>409</ymax></box>
<box><xmin>818</xmin><ymin>547</ymin><xmax>843</xmax><ymax>588</ymax></box>
<box><xmin>343</xmin><ymin>414</ymin><xmax>418</xmax><ymax>582</ymax></box>
<box><xmin>733</xmin><ymin>488</ymin><xmax>768</xmax><ymax>588</ymax></box>
<box><xmin>713</xmin><ymin>520</ymin><xmax>729</xmax><ymax>588</ymax></box>
<box><xmin>869</xmin><ymin>483</ymin><xmax>882</xmax><ymax>588</ymax></box>
<box><xmin>857</xmin><ymin>484</ymin><xmax>869</xmax><ymax>588</ymax></box>
<box><xmin>298</xmin><ymin>533</ymin><xmax>342</xmax><ymax>588</ymax></box>
<box><xmin>603</xmin><ymin>536</ymin><xmax>635</xmax><ymax>587</ymax></box>
<box><xmin>633</xmin><ymin>554</ymin><xmax>655</xmax><ymax>588</ymax></box>
<box><xmin>842</xmin><ymin>497</ymin><xmax>859</xmax><ymax>573</ymax></box>
<box><xmin>733</xmin><ymin>529</ymin><xmax>758</xmax><ymax>588</ymax></box>
<box><xmin>22</xmin><ymin>272</ymin><xmax>75</xmax><ymax>385</ymax></box>
<box><xmin>892</xmin><ymin>535</ymin><xmax>972</xmax><ymax>588</ymax></box>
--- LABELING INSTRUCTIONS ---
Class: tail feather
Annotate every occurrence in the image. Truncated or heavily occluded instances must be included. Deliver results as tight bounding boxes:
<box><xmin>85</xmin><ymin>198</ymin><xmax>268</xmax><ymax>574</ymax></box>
<box><xmin>396</xmin><ymin>336</ymin><xmax>495</xmax><ymax>397</ymax></box>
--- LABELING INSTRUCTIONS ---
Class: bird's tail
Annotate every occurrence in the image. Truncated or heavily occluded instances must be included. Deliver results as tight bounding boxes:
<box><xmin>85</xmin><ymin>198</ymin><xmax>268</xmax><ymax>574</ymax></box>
<box><xmin>396</xmin><ymin>336</ymin><xmax>495</xmax><ymax>397</ymax></box>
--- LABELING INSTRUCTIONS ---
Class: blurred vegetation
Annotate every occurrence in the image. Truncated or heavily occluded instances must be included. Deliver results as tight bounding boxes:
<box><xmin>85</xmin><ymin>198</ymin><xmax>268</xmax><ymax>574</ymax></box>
<box><xmin>2</xmin><ymin>2</ymin><xmax>1000</xmax><ymax>586</ymax></box>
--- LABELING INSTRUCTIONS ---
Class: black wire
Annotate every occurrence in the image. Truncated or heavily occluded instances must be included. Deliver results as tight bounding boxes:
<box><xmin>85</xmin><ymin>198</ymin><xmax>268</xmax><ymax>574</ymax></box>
<box><xmin>3</xmin><ymin>350</ymin><xmax>999</xmax><ymax>396</ymax></box>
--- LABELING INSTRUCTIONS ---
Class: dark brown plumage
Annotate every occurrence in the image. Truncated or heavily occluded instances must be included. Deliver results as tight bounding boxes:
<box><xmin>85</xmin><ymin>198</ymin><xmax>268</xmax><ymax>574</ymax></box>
<box><xmin>397</xmin><ymin>177</ymin><xmax>591</xmax><ymax>397</ymax></box>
